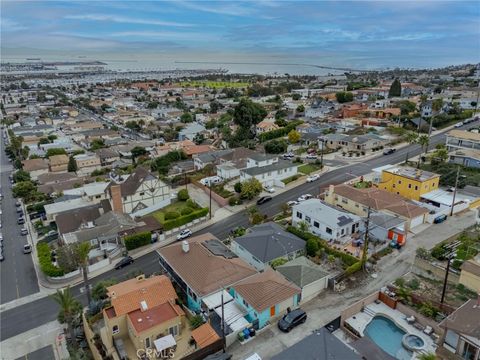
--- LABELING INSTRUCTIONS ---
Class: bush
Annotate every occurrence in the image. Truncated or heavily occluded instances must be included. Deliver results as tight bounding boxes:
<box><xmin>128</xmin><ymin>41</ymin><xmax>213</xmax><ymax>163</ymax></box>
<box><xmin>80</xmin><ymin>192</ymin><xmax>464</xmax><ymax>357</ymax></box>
<box><xmin>163</xmin><ymin>207</ymin><xmax>209</xmax><ymax>231</ymax></box>
<box><xmin>306</xmin><ymin>238</ymin><xmax>319</xmax><ymax>256</ymax></box>
<box><xmin>124</xmin><ymin>231</ymin><xmax>151</xmax><ymax>250</ymax></box>
<box><xmin>406</xmin><ymin>278</ymin><xmax>420</xmax><ymax>290</ymax></box>
<box><xmin>189</xmin><ymin>315</ymin><xmax>205</xmax><ymax>329</ymax></box>
<box><xmin>178</xmin><ymin>189</ymin><xmax>189</xmax><ymax>201</ymax></box>
<box><xmin>186</xmin><ymin>199</ymin><xmax>199</xmax><ymax>209</ymax></box>
<box><xmin>180</xmin><ymin>207</ymin><xmax>193</xmax><ymax>215</ymax></box>
<box><xmin>258</xmin><ymin>120</ymin><xmax>303</xmax><ymax>142</ymax></box>
<box><xmin>345</xmin><ymin>261</ymin><xmax>363</xmax><ymax>275</ymax></box>
<box><xmin>228</xmin><ymin>196</ymin><xmax>238</xmax><ymax>206</ymax></box>
<box><xmin>37</xmin><ymin>242</ymin><xmax>64</xmax><ymax>277</ymax></box>
<box><xmin>234</xmin><ymin>182</ymin><xmax>242</xmax><ymax>193</ymax></box>
<box><xmin>270</xmin><ymin>258</ymin><xmax>288</xmax><ymax>269</ymax></box>
<box><xmin>165</xmin><ymin>211</ymin><xmax>180</xmax><ymax>220</ymax></box>
<box><xmin>92</xmin><ymin>279</ymin><xmax>118</xmax><ymax>300</ymax></box>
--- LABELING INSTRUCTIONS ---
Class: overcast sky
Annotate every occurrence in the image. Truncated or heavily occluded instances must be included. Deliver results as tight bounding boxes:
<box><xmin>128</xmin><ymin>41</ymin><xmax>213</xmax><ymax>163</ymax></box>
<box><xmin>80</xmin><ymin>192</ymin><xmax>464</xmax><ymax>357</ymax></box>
<box><xmin>1</xmin><ymin>1</ymin><xmax>479</xmax><ymax>68</ymax></box>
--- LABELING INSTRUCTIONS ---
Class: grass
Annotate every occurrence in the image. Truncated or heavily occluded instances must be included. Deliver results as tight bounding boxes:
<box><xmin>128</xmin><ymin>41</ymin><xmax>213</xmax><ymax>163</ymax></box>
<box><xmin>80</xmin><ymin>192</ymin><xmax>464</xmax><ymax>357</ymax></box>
<box><xmin>151</xmin><ymin>201</ymin><xmax>191</xmax><ymax>224</ymax></box>
<box><xmin>174</xmin><ymin>81</ymin><xmax>250</xmax><ymax>89</ymax></box>
<box><xmin>282</xmin><ymin>174</ymin><xmax>302</xmax><ymax>185</ymax></box>
<box><xmin>298</xmin><ymin>163</ymin><xmax>322</xmax><ymax>175</ymax></box>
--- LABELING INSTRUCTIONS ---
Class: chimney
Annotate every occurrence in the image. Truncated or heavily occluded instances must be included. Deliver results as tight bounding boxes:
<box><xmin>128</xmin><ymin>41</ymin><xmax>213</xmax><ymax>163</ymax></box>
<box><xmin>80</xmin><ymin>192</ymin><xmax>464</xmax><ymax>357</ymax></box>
<box><xmin>109</xmin><ymin>184</ymin><xmax>124</xmax><ymax>213</ymax></box>
<box><xmin>182</xmin><ymin>240</ymin><xmax>189</xmax><ymax>253</ymax></box>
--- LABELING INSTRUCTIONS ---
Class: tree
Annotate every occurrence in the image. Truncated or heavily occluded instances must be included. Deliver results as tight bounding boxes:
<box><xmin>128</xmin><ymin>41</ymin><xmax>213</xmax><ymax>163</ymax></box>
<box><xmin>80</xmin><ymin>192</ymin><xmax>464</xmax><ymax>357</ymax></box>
<box><xmin>396</xmin><ymin>100</ymin><xmax>416</xmax><ymax>115</ymax></box>
<box><xmin>51</xmin><ymin>287</ymin><xmax>83</xmax><ymax>349</ymax></box>
<box><xmin>178</xmin><ymin>189</ymin><xmax>190</xmax><ymax>201</ymax></box>
<box><xmin>296</xmin><ymin>104</ymin><xmax>305</xmax><ymax>113</ymax></box>
<box><xmin>38</xmin><ymin>137</ymin><xmax>50</xmax><ymax>146</ymax></box>
<box><xmin>125</xmin><ymin>120</ymin><xmax>140</xmax><ymax>131</ymax></box>
<box><xmin>335</xmin><ymin>91</ymin><xmax>354</xmax><ymax>103</ymax></box>
<box><xmin>432</xmin><ymin>146</ymin><xmax>449</xmax><ymax>163</ymax></box>
<box><xmin>388</xmin><ymin>79</ymin><xmax>402</xmax><ymax>97</ymax></box>
<box><xmin>306</xmin><ymin>238</ymin><xmax>319</xmax><ymax>257</ymax></box>
<box><xmin>90</xmin><ymin>139</ymin><xmax>105</xmax><ymax>150</ymax></box>
<box><xmin>147</xmin><ymin>101</ymin><xmax>159</xmax><ymax>109</ymax></box>
<box><xmin>76</xmin><ymin>242</ymin><xmax>92</xmax><ymax>305</ymax></box>
<box><xmin>240</xmin><ymin>178</ymin><xmax>263</xmax><ymax>199</ymax></box>
<box><xmin>417</xmin><ymin>134</ymin><xmax>430</xmax><ymax>168</ymax></box>
<box><xmin>92</xmin><ymin>279</ymin><xmax>118</xmax><ymax>301</ymax></box>
<box><xmin>131</xmin><ymin>146</ymin><xmax>147</xmax><ymax>163</ymax></box>
<box><xmin>274</xmin><ymin>118</ymin><xmax>287</xmax><ymax>127</ymax></box>
<box><xmin>264</xmin><ymin>139</ymin><xmax>288</xmax><ymax>154</ymax></box>
<box><xmin>13</xmin><ymin>169</ymin><xmax>31</xmax><ymax>182</ymax></box>
<box><xmin>292</xmin><ymin>93</ymin><xmax>301</xmax><ymax>101</ymax></box>
<box><xmin>233</xmin><ymin>98</ymin><xmax>267</xmax><ymax>140</ymax></box>
<box><xmin>47</xmin><ymin>134</ymin><xmax>58</xmax><ymax>142</ymax></box>
<box><xmin>210</xmin><ymin>100</ymin><xmax>222</xmax><ymax>113</ymax></box>
<box><xmin>432</xmin><ymin>98</ymin><xmax>443</xmax><ymax>112</ymax></box>
<box><xmin>180</xmin><ymin>112</ymin><xmax>193</xmax><ymax>123</ymax></box>
<box><xmin>12</xmin><ymin>181</ymin><xmax>37</xmax><ymax>201</ymax></box>
<box><xmin>288</xmin><ymin>129</ymin><xmax>301</xmax><ymax>144</ymax></box>
<box><xmin>68</xmin><ymin>156</ymin><xmax>77</xmax><ymax>172</ymax></box>
<box><xmin>46</xmin><ymin>148</ymin><xmax>67</xmax><ymax>157</ymax></box>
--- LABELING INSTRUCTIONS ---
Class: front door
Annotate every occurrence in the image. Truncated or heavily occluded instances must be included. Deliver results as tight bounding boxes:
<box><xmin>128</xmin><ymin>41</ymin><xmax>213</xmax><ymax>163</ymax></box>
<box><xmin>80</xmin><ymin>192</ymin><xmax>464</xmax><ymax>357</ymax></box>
<box><xmin>270</xmin><ymin>306</ymin><xmax>275</xmax><ymax>317</ymax></box>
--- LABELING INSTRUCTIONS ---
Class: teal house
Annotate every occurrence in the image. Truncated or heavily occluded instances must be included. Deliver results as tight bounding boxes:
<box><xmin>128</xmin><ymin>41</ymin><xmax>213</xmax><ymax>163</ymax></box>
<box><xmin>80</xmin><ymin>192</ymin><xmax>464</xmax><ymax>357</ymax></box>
<box><xmin>230</xmin><ymin>269</ymin><xmax>301</xmax><ymax>329</ymax></box>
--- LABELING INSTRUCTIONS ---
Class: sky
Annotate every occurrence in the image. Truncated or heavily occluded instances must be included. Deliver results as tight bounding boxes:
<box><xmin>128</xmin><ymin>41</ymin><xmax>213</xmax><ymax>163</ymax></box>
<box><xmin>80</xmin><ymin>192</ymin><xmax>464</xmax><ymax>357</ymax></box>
<box><xmin>1</xmin><ymin>1</ymin><xmax>479</xmax><ymax>69</ymax></box>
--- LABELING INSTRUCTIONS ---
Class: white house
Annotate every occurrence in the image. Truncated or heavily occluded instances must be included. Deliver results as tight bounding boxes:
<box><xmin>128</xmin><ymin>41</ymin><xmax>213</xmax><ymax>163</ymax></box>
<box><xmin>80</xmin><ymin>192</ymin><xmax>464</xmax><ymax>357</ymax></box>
<box><xmin>292</xmin><ymin>199</ymin><xmax>361</xmax><ymax>241</ymax></box>
<box><xmin>107</xmin><ymin>167</ymin><xmax>171</xmax><ymax>214</ymax></box>
<box><xmin>240</xmin><ymin>154</ymin><xmax>298</xmax><ymax>188</ymax></box>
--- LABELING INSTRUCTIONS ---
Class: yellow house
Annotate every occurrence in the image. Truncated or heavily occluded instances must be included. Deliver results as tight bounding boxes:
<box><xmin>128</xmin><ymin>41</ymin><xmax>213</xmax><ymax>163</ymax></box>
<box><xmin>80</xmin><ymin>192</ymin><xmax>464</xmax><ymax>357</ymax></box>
<box><xmin>101</xmin><ymin>275</ymin><xmax>196</xmax><ymax>359</ymax></box>
<box><xmin>379</xmin><ymin>166</ymin><xmax>440</xmax><ymax>200</ymax></box>
<box><xmin>459</xmin><ymin>258</ymin><xmax>480</xmax><ymax>293</ymax></box>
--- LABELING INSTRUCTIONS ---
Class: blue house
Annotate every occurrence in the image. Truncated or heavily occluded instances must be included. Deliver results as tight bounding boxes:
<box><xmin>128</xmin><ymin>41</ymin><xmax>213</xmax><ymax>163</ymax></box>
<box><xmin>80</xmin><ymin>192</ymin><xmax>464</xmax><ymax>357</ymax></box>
<box><xmin>230</xmin><ymin>269</ymin><xmax>301</xmax><ymax>329</ymax></box>
<box><xmin>157</xmin><ymin>233</ymin><xmax>257</xmax><ymax>312</ymax></box>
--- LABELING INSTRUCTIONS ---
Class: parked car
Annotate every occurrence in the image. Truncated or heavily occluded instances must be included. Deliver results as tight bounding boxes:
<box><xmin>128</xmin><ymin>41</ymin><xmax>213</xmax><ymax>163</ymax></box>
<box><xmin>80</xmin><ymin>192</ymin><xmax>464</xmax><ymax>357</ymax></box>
<box><xmin>383</xmin><ymin>148</ymin><xmax>396</xmax><ymax>155</ymax></box>
<box><xmin>305</xmin><ymin>154</ymin><xmax>318</xmax><ymax>160</ymax></box>
<box><xmin>256</xmin><ymin>196</ymin><xmax>272</xmax><ymax>205</ymax></box>
<box><xmin>454</xmin><ymin>122</ymin><xmax>464</xmax><ymax>128</ymax></box>
<box><xmin>114</xmin><ymin>256</ymin><xmax>134</xmax><ymax>270</ymax></box>
<box><xmin>0</xmin><ymin>247</ymin><xmax>4</xmax><ymax>261</ymax></box>
<box><xmin>286</xmin><ymin>200</ymin><xmax>299</xmax><ymax>207</ymax></box>
<box><xmin>23</xmin><ymin>244</ymin><xmax>32</xmax><ymax>254</ymax></box>
<box><xmin>278</xmin><ymin>308</ymin><xmax>307</xmax><ymax>332</ymax></box>
<box><xmin>17</xmin><ymin>217</ymin><xmax>25</xmax><ymax>225</ymax></box>
<box><xmin>282</xmin><ymin>152</ymin><xmax>294</xmax><ymax>159</ymax></box>
<box><xmin>200</xmin><ymin>176</ymin><xmax>221</xmax><ymax>186</ymax></box>
<box><xmin>297</xmin><ymin>194</ymin><xmax>313</xmax><ymax>202</ymax></box>
<box><xmin>177</xmin><ymin>229</ymin><xmax>192</xmax><ymax>240</ymax></box>
<box><xmin>264</xmin><ymin>186</ymin><xmax>275</xmax><ymax>193</ymax></box>
<box><xmin>16</xmin><ymin>207</ymin><xmax>23</xmax><ymax>214</ymax></box>
<box><xmin>433</xmin><ymin>214</ymin><xmax>448</xmax><ymax>224</ymax></box>
<box><xmin>20</xmin><ymin>228</ymin><xmax>28</xmax><ymax>236</ymax></box>
<box><xmin>306</xmin><ymin>174</ymin><xmax>320</xmax><ymax>183</ymax></box>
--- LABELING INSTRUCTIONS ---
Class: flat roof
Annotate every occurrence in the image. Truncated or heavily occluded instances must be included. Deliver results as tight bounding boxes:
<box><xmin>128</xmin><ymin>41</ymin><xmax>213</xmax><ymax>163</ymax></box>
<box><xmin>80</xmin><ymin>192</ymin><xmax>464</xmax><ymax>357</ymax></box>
<box><xmin>383</xmin><ymin>166</ymin><xmax>440</xmax><ymax>181</ymax></box>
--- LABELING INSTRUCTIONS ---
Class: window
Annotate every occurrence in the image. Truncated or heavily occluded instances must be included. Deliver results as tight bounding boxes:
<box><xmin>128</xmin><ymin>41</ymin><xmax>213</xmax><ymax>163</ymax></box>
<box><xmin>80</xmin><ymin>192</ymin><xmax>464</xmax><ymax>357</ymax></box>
<box><xmin>145</xmin><ymin>337</ymin><xmax>151</xmax><ymax>348</ymax></box>
<box><xmin>341</xmin><ymin>229</ymin><xmax>345</xmax><ymax>235</ymax></box>
<box><xmin>123</xmin><ymin>197</ymin><xmax>127</xmax><ymax>201</ymax></box>
<box><xmin>341</xmin><ymin>197</ymin><xmax>348</xmax><ymax>204</ymax></box>
<box><xmin>296</xmin><ymin>212</ymin><xmax>302</xmax><ymax>219</ymax></box>
<box><xmin>139</xmin><ymin>192</ymin><xmax>145</xmax><ymax>196</ymax></box>
<box><xmin>169</xmin><ymin>325</ymin><xmax>178</xmax><ymax>337</ymax></box>
<box><xmin>326</xmin><ymin>227</ymin><xmax>332</xmax><ymax>234</ymax></box>
<box><xmin>461</xmin><ymin>341</ymin><xmax>477</xmax><ymax>360</ymax></box>
<box><xmin>393</xmin><ymin>184</ymin><xmax>396</xmax><ymax>188</ymax></box>
<box><xmin>95</xmin><ymin>195</ymin><xmax>101</xmax><ymax>199</ymax></box>
<box><xmin>398</xmin><ymin>180</ymin><xmax>402</xmax><ymax>184</ymax></box>
<box><xmin>243</xmin><ymin>299</ymin><xmax>249</xmax><ymax>307</ymax></box>
<box><xmin>355</xmin><ymin>203</ymin><xmax>359</xmax><ymax>208</ymax></box>
<box><xmin>414</xmin><ymin>186</ymin><xmax>418</xmax><ymax>190</ymax></box>
<box><xmin>408</xmin><ymin>184</ymin><xmax>412</xmax><ymax>189</ymax></box>
<box><xmin>305</xmin><ymin>216</ymin><xmax>311</xmax><ymax>223</ymax></box>
<box><xmin>313</xmin><ymin>221</ymin><xmax>319</xmax><ymax>228</ymax></box>
<box><xmin>112</xmin><ymin>325</ymin><xmax>119</xmax><ymax>335</ymax></box>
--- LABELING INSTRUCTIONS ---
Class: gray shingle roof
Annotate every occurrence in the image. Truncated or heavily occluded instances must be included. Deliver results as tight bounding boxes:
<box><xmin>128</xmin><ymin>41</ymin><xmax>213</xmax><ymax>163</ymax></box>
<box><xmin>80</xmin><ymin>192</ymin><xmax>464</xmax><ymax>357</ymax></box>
<box><xmin>277</xmin><ymin>256</ymin><xmax>329</xmax><ymax>288</ymax></box>
<box><xmin>234</xmin><ymin>222</ymin><xmax>305</xmax><ymax>263</ymax></box>
<box><xmin>242</xmin><ymin>160</ymin><xmax>297</xmax><ymax>176</ymax></box>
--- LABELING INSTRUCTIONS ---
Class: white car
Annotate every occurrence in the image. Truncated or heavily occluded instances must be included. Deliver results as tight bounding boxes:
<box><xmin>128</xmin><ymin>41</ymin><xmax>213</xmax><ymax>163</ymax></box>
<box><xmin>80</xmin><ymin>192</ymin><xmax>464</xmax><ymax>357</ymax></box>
<box><xmin>264</xmin><ymin>186</ymin><xmax>275</xmax><ymax>193</ymax></box>
<box><xmin>306</xmin><ymin>174</ymin><xmax>320</xmax><ymax>183</ymax></box>
<box><xmin>297</xmin><ymin>194</ymin><xmax>313</xmax><ymax>202</ymax></box>
<box><xmin>177</xmin><ymin>229</ymin><xmax>192</xmax><ymax>241</ymax></box>
<box><xmin>287</xmin><ymin>200</ymin><xmax>299</xmax><ymax>207</ymax></box>
<box><xmin>454</xmin><ymin>122</ymin><xmax>463</xmax><ymax>128</ymax></box>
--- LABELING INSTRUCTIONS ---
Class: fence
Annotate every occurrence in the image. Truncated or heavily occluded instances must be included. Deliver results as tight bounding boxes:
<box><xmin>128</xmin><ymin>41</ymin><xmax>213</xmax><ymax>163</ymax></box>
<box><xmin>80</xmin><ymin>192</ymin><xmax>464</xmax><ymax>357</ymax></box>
<box><xmin>181</xmin><ymin>339</ymin><xmax>224</xmax><ymax>360</ymax></box>
<box><xmin>193</xmin><ymin>182</ymin><xmax>230</xmax><ymax>207</ymax></box>
<box><xmin>413</xmin><ymin>257</ymin><xmax>460</xmax><ymax>285</ymax></box>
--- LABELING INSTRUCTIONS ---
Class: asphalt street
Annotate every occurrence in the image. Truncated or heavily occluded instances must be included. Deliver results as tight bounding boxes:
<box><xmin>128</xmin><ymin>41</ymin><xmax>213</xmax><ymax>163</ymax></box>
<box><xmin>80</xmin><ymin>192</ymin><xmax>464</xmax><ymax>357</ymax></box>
<box><xmin>1</xmin><ymin>120</ymin><xmax>477</xmax><ymax>342</ymax></box>
<box><xmin>0</xmin><ymin>132</ymin><xmax>39</xmax><ymax>305</ymax></box>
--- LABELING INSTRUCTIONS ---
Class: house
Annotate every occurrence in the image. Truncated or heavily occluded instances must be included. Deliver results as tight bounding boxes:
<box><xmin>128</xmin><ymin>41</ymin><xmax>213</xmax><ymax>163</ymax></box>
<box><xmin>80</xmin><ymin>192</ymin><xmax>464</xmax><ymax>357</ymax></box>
<box><xmin>178</xmin><ymin>122</ymin><xmax>206</xmax><ymax>141</ymax></box>
<box><xmin>101</xmin><ymin>275</ymin><xmax>193</xmax><ymax>360</ymax></box>
<box><xmin>446</xmin><ymin>130</ymin><xmax>480</xmax><ymax>152</ymax></box>
<box><xmin>193</xmin><ymin>149</ymin><xmax>234</xmax><ymax>170</ymax></box>
<box><xmin>158</xmin><ymin>233</ymin><xmax>257</xmax><ymax>311</ymax></box>
<box><xmin>342</xmin><ymin>103</ymin><xmax>368</xmax><ymax>118</ymax></box>
<box><xmin>44</xmin><ymin>197</ymin><xmax>97</xmax><ymax>223</ymax></box>
<box><xmin>231</xmin><ymin>222</ymin><xmax>305</xmax><ymax>271</ymax></box>
<box><xmin>459</xmin><ymin>257</ymin><xmax>480</xmax><ymax>293</ymax></box>
<box><xmin>450</xmin><ymin>149</ymin><xmax>480</xmax><ymax>169</ymax></box>
<box><xmin>48</xmin><ymin>154</ymin><xmax>69</xmax><ymax>173</ymax></box>
<box><xmin>292</xmin><ymin>199</ymin><xmax>361</xmax><ymax>241</ymax></box>
<box><xmin>255</xmin><ymin>120</ymin><xmax>279</xmax><ymax>134</ymax></box>
<box><xmin>276</xmin><ymin>256</ymin><xmax>329</xmax><ymax>303</ymax></box>
<box><xmin>95</xmin><ymin>148</ymin><xmax>120</xmax><ymax>166</ymax></box>
<box><xmin>240</xmin><ymin>154</ymin><xmax>298</xmax><ymax>188</ymax></box>
<box><xmin>63</xmin><ymin>182</ymin><xmax>110</xmax><ymax>203</ymax></box>
<box><xmin>361</xmin><ymin>212</ymin><xmax>407</xmax><ymax>244</ymax></box>
<box><xmin>325</xmin><ymin>184</ymin><xmax>428</xmax><ymax>232</ymax></box>
<box><xmin>379</xmin><ymin>166</ymin><xmax>440</xmax><ymax>201</ymax></box>
<box><xmin>21</xmin><ymin>158</ymin><xmax>49</xmax><ymax>180</ymax></box>
<box><xmin>437</xmin><ymin>299</ymin><xmax>480</xmax><ymax>360</ymax></box>
<box><xmin>421</xmin><ymin>101</ymin><xmax>433</xmax><ymax>117</ymax></box>
<box><xmin>271</xmin><ymin>328</ymin><xmax>361</xmax><ymax>360</ymax></box>
<box><xmin>108</xmin><ymin>167</ymin><xmax>171</xmax><ymax>215</ymax></box>
<box><xmin>74</xmin><ymin>153</ymin><xmax>102</xmax><ymax>176</ymax></box>
<box><xmin>305</xmin><ymin>99</ymin><xmax>335</xmax><ymax>118</ymax></box>
<box><xmin>324</xmin><ymin>134</ymin><xmax>387</xmax><ymax>153</ymax></box>
<box><xmin>230</xmin><ymin>269</ymin><xmax>301</xmax><ymax>329</ymax></box>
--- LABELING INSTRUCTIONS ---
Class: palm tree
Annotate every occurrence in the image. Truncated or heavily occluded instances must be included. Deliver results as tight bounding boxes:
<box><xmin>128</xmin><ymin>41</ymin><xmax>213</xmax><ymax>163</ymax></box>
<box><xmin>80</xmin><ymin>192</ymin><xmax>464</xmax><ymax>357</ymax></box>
<box><xmin>51</xmin><ymin>287</ymin><xmax>82</xmax><ymax>348</ymax></box>
<box><xmin>404</xmin><ymin>131</ymin><xmax>418</xmax><ymax>164</ymax></box>
<box><xmin>76</xmin><ymin>242</ymin><xmax>92</xmax><ymax>305</ymax></box>
<box><xmin>432</xmin><ymin>147</ymin><xmax>449</xmax><ymax>163</ymax></box>
<box><xmin>417</xmin><ymin>134</ymin><xmax>430</xmax><ymax>168</ymax></box>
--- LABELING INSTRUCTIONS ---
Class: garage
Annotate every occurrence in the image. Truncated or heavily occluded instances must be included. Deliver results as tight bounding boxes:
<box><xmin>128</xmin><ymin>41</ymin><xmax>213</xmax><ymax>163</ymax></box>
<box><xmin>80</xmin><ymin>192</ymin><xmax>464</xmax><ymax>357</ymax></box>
<box><xmin>409</xmin><ymin>214</ymin><xmax>425</xmax><ymax>229</ymax></box>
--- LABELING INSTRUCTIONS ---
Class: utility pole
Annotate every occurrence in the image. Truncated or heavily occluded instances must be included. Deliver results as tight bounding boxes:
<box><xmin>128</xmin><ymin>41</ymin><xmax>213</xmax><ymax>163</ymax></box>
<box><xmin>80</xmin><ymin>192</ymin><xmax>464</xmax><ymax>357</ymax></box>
<box><xmin>441</xmin><ymin>255</ymin><xmax>454</xmax><ymax>304</ymax></box>
<box><xmin>425</xmin><ymin>117</ymin><xmax>434</xmax><ymax>153</ymax></box>
<box><xmin>450</xmin><ymin>167</ymin><xmax>461</xmax><ymax>217</ymax></box>
<box><xmin>221</xmin><ymin>292</ymin><xmax>226</xmax><ymax>352</ymax></box>
<box><xmin>405</xmin><ymin>151</ymin><xmax>409</xmax><ymax>165</ymax></box>
<box><xmin>320</xmin><ymin>138</ymin><xmax>324</xmax><ymax>168</ymax></box>
<box><xmin>184</xmin><ymin>171</ymin><xmax>188</xmax><ymax>190</ymax></box>
<box><xmin>209</xmin><ymin>182</ymin><xmax>212</xmax><ymax>219</ymax></box>
<box><xmin>362</xmin><ymin>207</ymin><xmax>371</xmax><ymax>271</ymax></box>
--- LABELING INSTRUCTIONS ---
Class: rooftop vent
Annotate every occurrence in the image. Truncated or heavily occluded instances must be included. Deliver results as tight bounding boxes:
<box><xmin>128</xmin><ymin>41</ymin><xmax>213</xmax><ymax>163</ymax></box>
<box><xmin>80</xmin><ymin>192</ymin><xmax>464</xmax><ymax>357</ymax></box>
<box><xmin>182</xmin><ymin>240</ymin><xmax>189</xmax><ymax>253</ymax></box>
<box><xmin>140</xmin><ymin>300</ymin><xmax>148</xmax><ymax>312</ymax></box>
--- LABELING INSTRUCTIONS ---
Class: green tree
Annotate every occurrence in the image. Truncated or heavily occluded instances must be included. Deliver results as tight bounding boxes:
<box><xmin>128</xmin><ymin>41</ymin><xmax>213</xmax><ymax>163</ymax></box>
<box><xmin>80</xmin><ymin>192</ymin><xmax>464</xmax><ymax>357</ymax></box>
<box><xmin>38</xmin><ymin>137</ymin><xmax>50</xmax><ymax>146</ymax></box>
<box><xmin>180</xmin><ymin>112</ymin><xmax>193</xmax><ymax>123</ymax></box>
<box><xmin>51</xmin><ymin>288</ymin><xmax>83</xmax><ymax>349</ymax></box>
<box><xmin>46</xmin><ymin>148</ymin><xmax>67</xmax><ymax>157</ymax></box>
<box><xmin>12</xmin><ymin>181</ymin><xmax>37</xmax><ymax>201</ymax></box>
<box><xmin>234</xmin><ymin>182</ymin><xmax>242</xmax><ymax>193</ymax></box>
<box><xmin>264</xmin><ymin>139</ymin><xmax>288</xmax><ymax>154</ymax></box>
<box><xmin>147</xmin><ymin>101</ymin><xmax>159</xmax><ymax>109</ymax></box>
<box><xmin>233</xmin><ymin>98</ymin><xmax>267</xmax><ymax>141</ymax></box>
<box><xmin>335</xmin><ymin>91</ymin><xmax>354</xmax><ymax>103</ymax></box>
<box><xmin>178</xmin><ymin>189</ymin><xmax>190</xmax><ymax>201</ymax></box>
<box><xmin>388</xmin><ymin>79</ymin><xmax>402</xmax><ymax>97</ymax></box>
<box><xmin>76</xmin><ymin>242</ymin><xmax>92</xmax><ymax>305</ymax></box>
<box><xmin>68</xmin><ymin>156</ymin><xmax>77</xmax><ymax>172</ymax></box>
<box><xmin>90</xmin><ymin>139</ymin><xmax>105</xmax><ymax>150</ymax></box>
<box><xmin>47</xmin><ymin>134</ymin><xmax>58</xmax><ymax>142</ymax></box>
<box><xmin>13</xmin><ymin>169</ymin><xmax>31</xmax><ymax>182</ymax></box>
<box><xmin>288</xmin><ymin>129</ymin><xmax>301</xmax><ymax>144</ymax></box>
<box><xmin>292</xmin><ymin>93</ymin><xmax>301</xmax><ymax>101</ymax></box>
<box><xmin>417</xmin><ymin>134</ymin><xmax>430</xmax><ymax>168</ymax></box>
<box><xmin>417</xmin><ymin>353</ymin><xmax>436</xmax><ymax>360</ymax></box>
<box><xmin>306</xmin><ymin>238</ymin><xmax>319</xmax><ymax>257</ymax></box>
<box><xmin>432</xmin><ymin>98</ymin><xmax>443</xmax><ymax>112</ymax></box>
<box><xmin>240</xmin><ymin>178</ymin><xmax>263</xmax><ymax>199</ymax></box>
<box><xmin>396</xmin><ymin>100</ymin><xmax>416</xmax><ymax>115</ymax></box>
<box><xmin>92</xmin><ymin>279</ymin><xmax>118</xmax><ymax>301</ymax></box>
<box><xmin>296</xmin><ymin>104</ymin><xmax>305</xmax><ymax>113</ymax></box>
<box><xmin>125</xmin><ymin>120</ymin><xmax>140</xmax><ymax>131</ymax></box>
<box><xmin>131</xmin><ymin>146</ymin><xmax>147</xmax><ymax>163</ymax></box>
<box><xmin>432</xmin><ymin>146</ymin><xmax>449</xmax><ymax>163</ymax></box>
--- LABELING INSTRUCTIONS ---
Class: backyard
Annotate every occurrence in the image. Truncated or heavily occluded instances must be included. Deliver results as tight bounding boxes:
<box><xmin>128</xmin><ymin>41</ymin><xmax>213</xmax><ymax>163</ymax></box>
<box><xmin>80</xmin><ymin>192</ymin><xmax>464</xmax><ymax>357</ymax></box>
<box><xmin>150</xmin><ymin>199</ymin><xmax>209</xmax><ymax>231</ymax></box>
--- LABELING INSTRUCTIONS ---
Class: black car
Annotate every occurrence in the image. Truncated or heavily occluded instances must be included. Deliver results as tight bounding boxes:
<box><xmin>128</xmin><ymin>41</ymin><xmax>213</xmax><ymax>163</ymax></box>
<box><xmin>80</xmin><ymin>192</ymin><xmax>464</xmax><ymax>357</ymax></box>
<box><xmin>115</xmin><ymin>256</ymin><xmax>134</xmax><ymax>270</ymax></box>
<box><xmin>383</xmin><ymin>148</ymin><xmax>396</xmax><ymax>155</ymax></box>
<box><xmin>256</xmin><ymin>196</ymin><xmax>272</xmax><ymax>205</ymax></box>
<box><xmin>278</xmin><ymin>308</ymin><xmax>307</xmax><ymax>332</ymax></box>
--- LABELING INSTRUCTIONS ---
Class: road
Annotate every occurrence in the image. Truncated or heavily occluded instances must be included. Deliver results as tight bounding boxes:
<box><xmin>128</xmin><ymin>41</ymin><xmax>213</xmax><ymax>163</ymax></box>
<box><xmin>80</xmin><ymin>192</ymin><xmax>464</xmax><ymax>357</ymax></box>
<box><xmin>1</xmin><ymin>120</ymin><xmax>476</xmax><ymax>342</ymax></box>
<box><xmin>0</xmin><ymin>132</ymin><xmax>39</xmax><ymax>305</ymax></box>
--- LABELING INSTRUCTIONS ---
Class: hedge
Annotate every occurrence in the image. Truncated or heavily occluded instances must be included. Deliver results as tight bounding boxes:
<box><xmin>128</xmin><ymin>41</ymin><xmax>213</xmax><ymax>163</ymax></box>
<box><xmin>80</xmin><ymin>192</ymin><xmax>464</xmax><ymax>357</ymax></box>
<box><xmin>163</xmin><ymin>207</ymin><xmax>209</xmax><ymax>231</ymax></box>
<box><xmin>165</xmin><ymin>211</ymin><xmax>180</xmax><ymax>220</ymax></box>
<box><xmin>345</xmin><ymin>261</ymin><xmax>363</xmax><ymax>275</ymax></box>
<box><xmin>124</xmin><ymin>231</ymin><xmax>152</xmax><ymax>251</ymax></box>
<box><xmin>286</xmin><ymin>226</ymin><xmax>358</xmax><ymax>266</ymax></box>
<box><xmin>37</xmin><ymin>242</ymin><xmax>64</xmax><ymax>277</ymax></box>
<box><xmin>258</xmin><ymin>120</ymin><xmax>303</xmax><ymax>142</ymax></box>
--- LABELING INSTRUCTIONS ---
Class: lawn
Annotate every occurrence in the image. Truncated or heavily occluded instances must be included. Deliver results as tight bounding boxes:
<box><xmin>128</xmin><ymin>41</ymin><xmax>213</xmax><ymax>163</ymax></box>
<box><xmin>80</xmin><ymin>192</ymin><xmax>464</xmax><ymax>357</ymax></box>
<box><xmin>175</xmin><ymin>81</ymin><xmax>250</xmax><ymax>89</ymax></box>
<box><xmin>151</xmin><ymin>201</ymin><xmax>194</xmax><ymax>224</ymax></box>
<box><xmin>298</xmin><ymin>163</ymin><xmax>322</xmax><ymax>175</ymax></box>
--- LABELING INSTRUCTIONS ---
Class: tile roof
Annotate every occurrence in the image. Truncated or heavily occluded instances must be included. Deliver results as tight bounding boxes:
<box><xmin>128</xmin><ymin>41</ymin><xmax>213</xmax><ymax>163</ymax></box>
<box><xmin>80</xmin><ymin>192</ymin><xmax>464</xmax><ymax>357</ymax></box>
<box><xmin>48</xmin><ymin>154</ymin><xmax>69</xmax><ymax>165</ymax></box>
<box><xmin>191</xmin><ymin>323</ymin><xmax>221</xmax><ymax>348</ymax></box>
<box><xmin>233</xmin><ymin>269</ymin><xmax>300</xmax><ymax>312</ymax></box>
<box><xmin>107</xmin><ymin>275</ymin><xmax>178</xmax><ymax>316</ymax></box>
<box><xmin>22</xmin><ymin>158</ymin><xmax>49</xmax><ymax>171</ymax></box>
<box><xmin>128</xmin><ymin>301</ymin><xmax>184</xmax><ymax>334</ymax></box>
<box><xmin>158</xmin><ymin>233</ymin><xmax>257</xmax><ymax>297</ymax></box>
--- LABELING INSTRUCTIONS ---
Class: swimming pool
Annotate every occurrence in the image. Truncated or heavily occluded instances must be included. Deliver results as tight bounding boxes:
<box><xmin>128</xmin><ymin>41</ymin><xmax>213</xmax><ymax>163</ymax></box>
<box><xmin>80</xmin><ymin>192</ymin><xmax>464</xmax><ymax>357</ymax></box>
<box><xmin>364</xmin><ymin>315</ymin><xmax>412</xmax><ymax>360</ymax></box>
